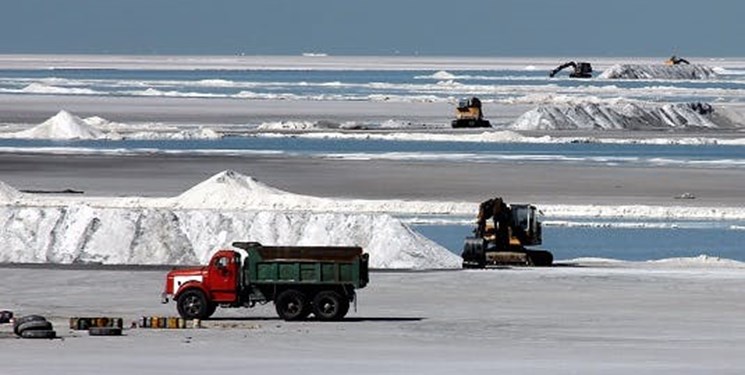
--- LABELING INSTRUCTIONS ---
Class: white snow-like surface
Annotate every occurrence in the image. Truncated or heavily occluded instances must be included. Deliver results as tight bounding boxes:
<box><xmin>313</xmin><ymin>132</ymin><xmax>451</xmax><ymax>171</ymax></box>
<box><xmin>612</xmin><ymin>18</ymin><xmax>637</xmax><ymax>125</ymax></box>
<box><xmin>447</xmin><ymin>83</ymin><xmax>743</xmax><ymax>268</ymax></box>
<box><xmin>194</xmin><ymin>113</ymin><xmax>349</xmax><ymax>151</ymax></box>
<box><xmin>1</xmin><ymin>170</ymin><xmax>745</xmax><ymax>268</ymax></box>
<box><xmin>0</xmin><ymin>181</ymin><xmax>20</xmax><ymax>202</ymax></box>
<box><xmin>0</xmin><ymin>110</ymin><xmax>223</xmax><ymax>140</ymax></box>
<box><xmin>0</xmin><ymin>205</ymin><xmax>459</xmax><ymax>268</ymax></box>
<box><xmin>2</xmin><ymin>170</ymin><xmax>745</xmax><ymax>221</ymax></box>
<box><xmin>172</xmin><ymin>170</ymin><xmax>470</xmax><ymax>215</ymax></box>
<box><xmin>20</xmin><ymin>82</ymin><xmax>100</xmax><ymax>95</ymax></box>
<box><xmin>256</xmin><ymin>120</ymin><xmax>361</xmax><ymax>131</ymax></box>
<box><xmin>541</xmin><ymin>204</ymin><xmax>745</xmax><ymax>221</ymax></box>
<box><xmin>646</xmin><ymin>254</ymin><xmax>745</xmax><ymax>268</ymax></box>
<box><xmin>0</xmin><ymin>171</ymin><xmax>460</xmax><ymax>268</ymax></box>
<box><xmin>258</xmin><ymin>128</ymin><xmax>745</xmax><ymax>146</ymax></box>
<box><xmin>430</xmin><ymin>70</ymin><xmax>456</xmax><ymax>79</ymax></box>
<box><xmin>599</xmin><ymin>64</ymin><xmax>718</xmax><ymax>80</ymax></box>
<box><xmin>510</xmin><ymin>101</ymin><xmax>733</xmax><ymax>130</ymax></box>
<box><xmin>8</xmin><ymin>110</ymin><xmax>104</xmax><ymax>140</ymax></box>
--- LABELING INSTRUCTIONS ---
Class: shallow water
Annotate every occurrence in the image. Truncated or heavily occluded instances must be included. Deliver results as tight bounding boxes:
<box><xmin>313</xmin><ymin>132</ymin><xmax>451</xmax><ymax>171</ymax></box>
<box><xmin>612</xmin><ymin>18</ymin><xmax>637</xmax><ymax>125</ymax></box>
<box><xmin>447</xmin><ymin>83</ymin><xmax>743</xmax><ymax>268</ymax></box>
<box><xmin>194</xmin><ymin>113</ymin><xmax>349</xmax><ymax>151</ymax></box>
<box><xmin>2</xmin><ymin>67</ymin><xmax>745</xmax><ymax>102</ymax></box>
<box><xmin>1</xmin><ymin>137</ymin><xmax>743</xmax><ymax>169</ymax></box>
<box><xmin>414</xmin><ymin>221</ymin><xmax>745</xmax><ymax>262</ymax></box>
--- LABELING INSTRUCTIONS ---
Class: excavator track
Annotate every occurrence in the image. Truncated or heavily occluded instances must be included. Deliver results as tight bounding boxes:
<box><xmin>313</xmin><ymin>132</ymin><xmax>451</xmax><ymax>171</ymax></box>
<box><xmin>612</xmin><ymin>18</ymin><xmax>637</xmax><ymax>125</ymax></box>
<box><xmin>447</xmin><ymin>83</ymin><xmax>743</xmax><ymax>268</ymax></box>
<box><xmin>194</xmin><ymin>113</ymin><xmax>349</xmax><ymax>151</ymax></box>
<box><xmin>461</xmin><ymin>237</ymin><xmax>553</xmax><ymax>268</ymax></box>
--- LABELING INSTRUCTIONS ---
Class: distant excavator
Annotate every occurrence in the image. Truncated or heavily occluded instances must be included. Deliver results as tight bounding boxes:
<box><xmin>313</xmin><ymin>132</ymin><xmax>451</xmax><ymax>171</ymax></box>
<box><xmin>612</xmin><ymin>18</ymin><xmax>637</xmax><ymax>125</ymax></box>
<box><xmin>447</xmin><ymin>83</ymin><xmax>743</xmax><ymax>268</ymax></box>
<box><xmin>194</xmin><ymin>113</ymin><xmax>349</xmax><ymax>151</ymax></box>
<box><xmin>451</xmin><ymin>97</ymin><xmax>491</xmax><ymax>128</ymax></box>
<box><xmin>549</xmin><ymin>61</ymin><xmax>593</xmax><ymax>78</ymax></box>
<box><xmin>666</xmin><ymin>55</ymin><xmax>690</xmax><ymax>65</ymax></box>
<box><xmin>461</xmin><ymin>197</ymin><xmax>553</xmax><ymax>268</ymax></box>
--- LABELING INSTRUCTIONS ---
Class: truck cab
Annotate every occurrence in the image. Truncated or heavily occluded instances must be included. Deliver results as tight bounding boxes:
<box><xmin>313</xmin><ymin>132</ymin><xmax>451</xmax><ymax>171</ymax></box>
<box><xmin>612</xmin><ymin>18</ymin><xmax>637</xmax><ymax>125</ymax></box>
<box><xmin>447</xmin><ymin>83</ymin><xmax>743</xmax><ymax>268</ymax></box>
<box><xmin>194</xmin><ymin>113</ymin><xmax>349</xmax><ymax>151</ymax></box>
<box><xmin>163</xmin><ymin>242</ymin><xmax>369</xmax><ymax>321</ymax></box>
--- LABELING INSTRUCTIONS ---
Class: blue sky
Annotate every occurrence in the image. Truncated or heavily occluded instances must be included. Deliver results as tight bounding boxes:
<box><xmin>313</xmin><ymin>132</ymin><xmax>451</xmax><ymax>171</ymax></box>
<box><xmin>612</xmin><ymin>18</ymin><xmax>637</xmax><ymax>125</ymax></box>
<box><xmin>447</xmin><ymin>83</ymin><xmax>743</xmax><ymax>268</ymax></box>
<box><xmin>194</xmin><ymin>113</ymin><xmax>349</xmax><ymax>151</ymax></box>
<box><xmin>1</xmin><ymin>0</ymin><xmax>742</xmax><ymax>56</ymax></box>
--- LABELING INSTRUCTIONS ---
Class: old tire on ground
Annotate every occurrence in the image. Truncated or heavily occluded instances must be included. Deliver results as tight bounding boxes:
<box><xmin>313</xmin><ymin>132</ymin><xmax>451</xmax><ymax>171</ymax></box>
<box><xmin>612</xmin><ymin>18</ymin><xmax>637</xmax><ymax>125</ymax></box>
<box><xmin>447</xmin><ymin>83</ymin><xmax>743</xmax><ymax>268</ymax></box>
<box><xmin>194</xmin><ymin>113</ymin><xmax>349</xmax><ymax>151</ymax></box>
<box><xmin>275</xmin><ymin>290</ymin><xmax>309</xmax><ymax>321</ymax></box>
<box><xmin>176</xmin><ymin>289</ymin><xmax>211</xmax><ymax>320</ymax></box>
<box><xmin>312</xmin><ymin>291</ymin><xmax>349</xmax><ymax>321</ymax></box>
<box><xmin>15</xmin><ymin>320</ymin><xmax>52</xmax><ymax>337</ymax></box>
<box><xmin>13</xmin><ymin>315</ymin><xmax>47</xmax><ymax>335</ymax></box>
<box><xmin>89</xmin><ymin>327</ymin><xmax>123</xmax><ymax>336</ymax></box>
<box><xmin>20</xmin><ymin>329</ymin><xmax>56</xmax><ymax>339</ymax></box>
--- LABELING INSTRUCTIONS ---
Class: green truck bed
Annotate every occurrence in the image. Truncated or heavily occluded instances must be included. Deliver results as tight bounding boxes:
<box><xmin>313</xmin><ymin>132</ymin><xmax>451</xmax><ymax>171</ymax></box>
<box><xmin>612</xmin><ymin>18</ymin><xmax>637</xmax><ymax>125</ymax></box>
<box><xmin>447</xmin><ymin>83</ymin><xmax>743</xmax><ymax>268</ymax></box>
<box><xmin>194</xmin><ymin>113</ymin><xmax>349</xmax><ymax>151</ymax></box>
<box><xmin>233</xmin><ymin>242</ymin><xmax>369</xmax><ymax>288</ymax></box>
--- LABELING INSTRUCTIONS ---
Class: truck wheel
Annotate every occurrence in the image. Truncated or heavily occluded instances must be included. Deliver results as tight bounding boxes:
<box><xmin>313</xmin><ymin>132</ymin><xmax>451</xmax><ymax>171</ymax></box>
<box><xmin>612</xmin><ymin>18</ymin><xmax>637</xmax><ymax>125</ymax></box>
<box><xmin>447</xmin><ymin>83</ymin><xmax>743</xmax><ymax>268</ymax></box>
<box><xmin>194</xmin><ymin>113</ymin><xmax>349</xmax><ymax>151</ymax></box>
<box><xmin>205</xmin><ymin>302</ymin><xmax>218</xmax><ymax>319</ymax></box>
<box><xmin>177</xmin><ymin>289</ymin><xmax>210</xmax><ymax>320</ymax></box>
<box><xmin>312</xmin><ymin>291</ymin><xmax>348</xmax><ymax>321</ymax></box>
<box><xmin>275</xmin><ymin>290</ymin><xmax>308</xmax><ymax>321</ymax></box>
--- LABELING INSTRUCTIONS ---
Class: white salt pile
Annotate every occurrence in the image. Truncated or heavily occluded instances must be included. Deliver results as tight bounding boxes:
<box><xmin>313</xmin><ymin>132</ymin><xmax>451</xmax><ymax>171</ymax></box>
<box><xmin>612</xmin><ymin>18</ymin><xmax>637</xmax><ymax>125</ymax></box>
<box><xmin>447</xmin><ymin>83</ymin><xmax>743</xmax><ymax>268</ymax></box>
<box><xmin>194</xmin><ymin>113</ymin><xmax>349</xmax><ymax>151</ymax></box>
<box><xmin>173</xmin><ymin>170</ymin><xmax>472</xmax><ymax>215</ymax></box>
<box><xmin>9</xmin><ymin>110</ymin><xmax>105</xmax><ymax>140</ymax></box>
<box><xmin>599</xmin><ymin>64</ymin><xmax>717</xmax><ymax>80</ymax></box>
<box><xmin>257</xmin><ymin>120</ymin><xmax>362</xmax><ymax>130</ymax></box>
<box><xmin>510</xmin><ymin>101</ymin><xmax>737</xmax><ymax>131</ymax></box>
<box><xmin>1</xmin><ymin>110</ymin><xmax>223</xmax><ymax>140</ymax></box>
<box><xmin>0</xmin><ymin>205</ymin><xmax>460</xmax><ymax>268</ymax></box>
<box><xmin>0</xmin><ymin>170</ymin><xmax>462</xmax><ymax>269</ymax></box>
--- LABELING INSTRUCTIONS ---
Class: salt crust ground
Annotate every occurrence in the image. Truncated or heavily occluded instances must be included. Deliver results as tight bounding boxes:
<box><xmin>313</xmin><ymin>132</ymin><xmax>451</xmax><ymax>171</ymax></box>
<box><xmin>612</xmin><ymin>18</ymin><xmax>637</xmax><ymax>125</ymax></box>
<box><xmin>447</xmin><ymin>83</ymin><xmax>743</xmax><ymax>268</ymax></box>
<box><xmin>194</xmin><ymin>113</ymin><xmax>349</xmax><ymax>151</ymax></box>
<box><xmin>1</xmin><ymin>109</ymin><xmax>744</xmax><ymax>145</ymax></box>
<box><xmin>2</xmin><ymin>265</ymin><xmax>745</xmax><ymax>374</ymax></box>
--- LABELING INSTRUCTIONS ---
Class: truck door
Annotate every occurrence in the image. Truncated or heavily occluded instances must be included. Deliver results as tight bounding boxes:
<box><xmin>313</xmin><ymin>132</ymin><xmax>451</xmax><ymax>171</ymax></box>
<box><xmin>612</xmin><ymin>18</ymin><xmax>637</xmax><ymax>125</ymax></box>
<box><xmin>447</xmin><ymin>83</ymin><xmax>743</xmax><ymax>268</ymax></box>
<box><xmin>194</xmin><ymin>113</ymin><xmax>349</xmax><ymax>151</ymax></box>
<box><xmin>207</xmin><ymin>251</ymin><xmax>240</xmax><ymax>303</ymax></box>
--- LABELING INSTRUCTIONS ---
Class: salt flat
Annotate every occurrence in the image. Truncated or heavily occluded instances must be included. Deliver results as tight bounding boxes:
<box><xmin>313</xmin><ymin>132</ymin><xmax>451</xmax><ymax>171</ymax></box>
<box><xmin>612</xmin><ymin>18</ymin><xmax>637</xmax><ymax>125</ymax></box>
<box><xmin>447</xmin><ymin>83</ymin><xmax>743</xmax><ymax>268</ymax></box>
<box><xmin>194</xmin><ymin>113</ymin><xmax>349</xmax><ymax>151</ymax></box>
<box><xmin>2</xmin><ymin>265</ymin><xmax>745</xmax><ymax>374</ymax></box>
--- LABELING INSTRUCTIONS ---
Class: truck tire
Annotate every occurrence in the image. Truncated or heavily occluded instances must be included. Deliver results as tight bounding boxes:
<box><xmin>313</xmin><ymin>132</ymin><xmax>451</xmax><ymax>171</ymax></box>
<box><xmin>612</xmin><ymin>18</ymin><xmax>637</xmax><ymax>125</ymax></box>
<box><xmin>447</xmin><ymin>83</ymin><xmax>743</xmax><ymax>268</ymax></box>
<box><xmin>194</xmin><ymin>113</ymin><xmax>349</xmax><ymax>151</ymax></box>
<box><xmin>312</xmin><ymin>291</ymin><xmax>348</xmax><ymax>321</ymax></box>
<box><xmin>206</xmin><ymin>302</ymin><xmax>218</xmax><ymax>318</ymax></box>
<box><xmin>275</xmin><ymin>289</ymin><xmax>309</xmax><ymax>321</ymax></box>
<box><xmin>16</xmin><ymin>320</ymin><xmax>53</xmax><ymax>335</ymax></box>
<box><xmin>20</xmin><ymin>329</ymin><xmax>56</xmax><ymax>339</ymax></box>
<box><xmin>13</xmin><ymin>315</ymin><xmax>48</xmax><ymax>335</ymax></box>
<box><xmin>177</xmin><ymin>289</ymin><xmax>211</xmax><ymax>320</ymax></box>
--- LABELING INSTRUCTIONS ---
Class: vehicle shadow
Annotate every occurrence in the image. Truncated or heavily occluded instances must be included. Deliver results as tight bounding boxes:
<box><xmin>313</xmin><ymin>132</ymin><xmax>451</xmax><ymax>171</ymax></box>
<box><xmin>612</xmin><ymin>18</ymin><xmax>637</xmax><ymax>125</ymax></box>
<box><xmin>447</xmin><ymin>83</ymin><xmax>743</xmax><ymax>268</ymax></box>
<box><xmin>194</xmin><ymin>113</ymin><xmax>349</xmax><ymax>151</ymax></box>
<box><xmin>207</xmin><ymin>316</ymin><xmax>425</xmax><ymax>322</ymax></box>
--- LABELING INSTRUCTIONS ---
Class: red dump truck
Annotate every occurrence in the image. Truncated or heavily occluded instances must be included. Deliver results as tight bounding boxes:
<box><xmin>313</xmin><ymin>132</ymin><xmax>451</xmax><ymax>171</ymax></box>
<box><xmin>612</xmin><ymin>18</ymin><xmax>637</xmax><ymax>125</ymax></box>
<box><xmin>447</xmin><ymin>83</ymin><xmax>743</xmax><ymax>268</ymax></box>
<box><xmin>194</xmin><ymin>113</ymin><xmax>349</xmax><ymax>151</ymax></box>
<box><xmin>162</xmin><ymin>242</ymin><xmax>369</xmax><ymax>321</ymax></box>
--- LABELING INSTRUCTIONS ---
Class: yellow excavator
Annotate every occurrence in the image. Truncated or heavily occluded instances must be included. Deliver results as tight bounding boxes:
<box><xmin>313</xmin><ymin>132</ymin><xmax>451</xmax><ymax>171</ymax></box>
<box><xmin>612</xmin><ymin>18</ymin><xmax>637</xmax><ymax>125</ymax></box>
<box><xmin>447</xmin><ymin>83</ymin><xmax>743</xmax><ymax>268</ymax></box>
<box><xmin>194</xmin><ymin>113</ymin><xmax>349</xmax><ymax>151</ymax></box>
<box><xmin>549</xmin><ymin>61</ymin><xmax>593</xmax><ymax>78</ymax></box>
<box><xmin>451</xmin><ymin>97</ymin><xmax>491</xmax><ymax>128</ymax></box>
<box><xmin>461</xmin><ymin>197</ymin><xmax>553</xmax><ymax>268</ymax></box>
<box><xmin>666</xmin><ymin>55</ymin><xmax>690</xmax><ymax>65</ymax></box>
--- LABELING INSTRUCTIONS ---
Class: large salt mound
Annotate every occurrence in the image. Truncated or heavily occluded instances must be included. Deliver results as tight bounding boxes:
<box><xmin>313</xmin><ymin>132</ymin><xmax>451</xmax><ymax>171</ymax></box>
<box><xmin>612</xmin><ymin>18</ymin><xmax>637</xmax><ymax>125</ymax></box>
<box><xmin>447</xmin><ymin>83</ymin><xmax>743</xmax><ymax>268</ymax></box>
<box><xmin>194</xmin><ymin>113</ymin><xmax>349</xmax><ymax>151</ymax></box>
<box><xmin>10</xmin><ymin>110</ymin><xmax>105</xmax><ymax>140</ymax></box>
<box><xmin>599</xmin><ymin>64</ymin><xmax>717</xmax><ymax>80</ymax></box>
<box><xmin>510</xmin><ymin>102</ymin><xmax>736</xmax><ymax>131</ymax></box>
<box><xmin>0</xmin><ymin>181</ymin><xmax>20</xmax><ymax>203</ymax></box>
<box><xmin>0</xmin><ymin>205</ymin><xmax>460</xmax><ymax>269</ymax></box>
<box><xmin>174</xmin><ymin>170</ymin><xmax>470</xmax><ymax>214</ymax></box>
<box><xmin>0</xmin><ymin>171</ymin><xmax>462</xmax><ymax>268</ymax></box>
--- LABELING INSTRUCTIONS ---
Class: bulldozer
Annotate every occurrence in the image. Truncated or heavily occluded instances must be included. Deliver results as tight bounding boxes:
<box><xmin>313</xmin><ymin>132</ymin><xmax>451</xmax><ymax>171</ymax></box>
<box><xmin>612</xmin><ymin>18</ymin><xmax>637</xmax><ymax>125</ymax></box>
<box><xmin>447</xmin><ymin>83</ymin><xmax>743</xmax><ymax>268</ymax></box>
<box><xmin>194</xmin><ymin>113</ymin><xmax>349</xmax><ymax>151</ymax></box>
<box><xmin>461</xmin><ymin>197</ymin><xmax>553</xmax><ymax>268</ymax></box>
<box><xmin>549</xmin><ymin>61</ymin><xmax>593</xmax><ymax>78</ymax></box>
<box><xmin>451</xmin><ymin>97</ymin><xmax>491</xmax><ymax>128</ymax></box>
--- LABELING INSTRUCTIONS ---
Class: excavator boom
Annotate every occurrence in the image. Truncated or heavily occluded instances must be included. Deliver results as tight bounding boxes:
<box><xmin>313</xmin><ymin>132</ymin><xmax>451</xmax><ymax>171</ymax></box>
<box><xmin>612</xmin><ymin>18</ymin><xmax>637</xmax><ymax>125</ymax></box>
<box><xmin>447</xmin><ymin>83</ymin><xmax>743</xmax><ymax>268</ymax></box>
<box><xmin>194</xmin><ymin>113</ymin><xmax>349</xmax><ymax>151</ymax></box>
<box><xmin>549</xmin><ymin>61</ymin><xmax>593</xmax><ymax>78</ymax></box>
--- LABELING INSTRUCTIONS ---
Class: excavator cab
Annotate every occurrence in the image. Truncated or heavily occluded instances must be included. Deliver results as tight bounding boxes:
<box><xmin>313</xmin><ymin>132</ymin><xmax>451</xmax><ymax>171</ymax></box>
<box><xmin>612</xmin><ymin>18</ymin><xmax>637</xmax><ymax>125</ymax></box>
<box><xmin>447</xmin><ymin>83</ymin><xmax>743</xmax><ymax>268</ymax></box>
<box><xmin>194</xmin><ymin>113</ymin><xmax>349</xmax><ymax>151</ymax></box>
<box><xmin>451</xmin><ymin>97</ymin><xmax>491</xmax><ymax>128</ymax></box>
<box><xmin>549</xmin><ymin>61</ymin><xmax>593</xmax><ymax>78</ymax></box>
<box><xmin>510</xmin><ymin>204</ymin><xmax>542</xmax><ymax>246</ymax></box>
<box><xmin>462</xmin><ymin>198</ymin><xmax>552</xmax><ymax>268</ymax></box>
